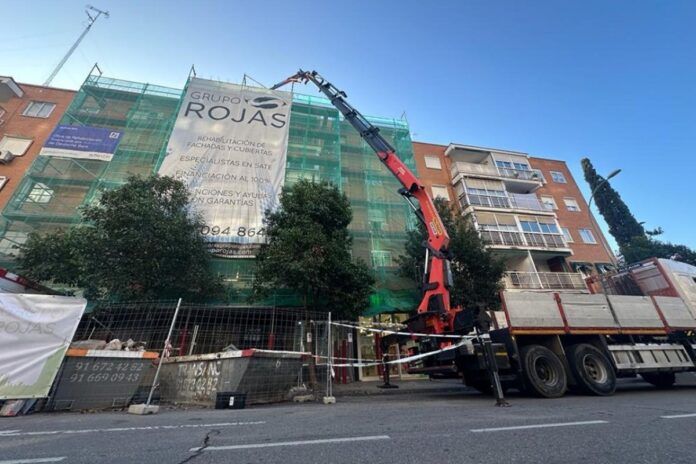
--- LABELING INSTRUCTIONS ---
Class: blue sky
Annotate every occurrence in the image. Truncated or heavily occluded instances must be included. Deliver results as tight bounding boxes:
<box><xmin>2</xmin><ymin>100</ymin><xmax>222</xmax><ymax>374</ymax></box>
<box><xmin>4</xmin><ymin>0</ymin><xmax>695</xmax><ymax>249</ymax></box>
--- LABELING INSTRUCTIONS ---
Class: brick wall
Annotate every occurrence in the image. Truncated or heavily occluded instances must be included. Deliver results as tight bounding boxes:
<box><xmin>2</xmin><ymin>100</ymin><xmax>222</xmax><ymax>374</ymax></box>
<box><xmin>0</xmin><ymin>83</ymin><xmax>75</xmax><ymax>210</ymax></box>
<box><xmin>411</xmin><ymin>141</ymin><xmax>456</xmax><ymax>207</ymax></box>
<box><xmin>530</xmin><ymin>157</ymin><xmax>616</xmax><ymax>267</ymax></box>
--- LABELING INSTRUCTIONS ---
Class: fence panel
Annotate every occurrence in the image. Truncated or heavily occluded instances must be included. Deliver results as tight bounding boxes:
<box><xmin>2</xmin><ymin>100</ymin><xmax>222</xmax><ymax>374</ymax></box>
<box><xmin>63</xmin><ymin>301</ymin><xmax>334</xmax><ymax>410</ymax></box>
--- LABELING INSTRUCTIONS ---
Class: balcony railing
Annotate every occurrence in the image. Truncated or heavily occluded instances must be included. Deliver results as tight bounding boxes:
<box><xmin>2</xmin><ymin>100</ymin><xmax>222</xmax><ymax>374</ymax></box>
<box><xmin>479</xmin><ymin>230</ymin><xmax>526</xmax><ymax>247</ymax></box>
<box><xmin>462</xmin><ymin>192</ymin><xmax>553</xmax><ymax>212</ymax></box>
<box><xmin>504</xmin><ymin>271</ymin><xmax>587</xmax><ymax>290</ymax></box>
<box><xmin>464</xmin><ymin>193</ymin><xmax>511</xmax><ymax>209</ymax></box>
<box><xmin>480</xmin><ymin>229</ymin><xmax>568</xmax><ymax>250</ymax></box>
<box><xmin>450</xmin><ymin>162</ymin><xmax>499</xmax><ymax>179</ymax></box>
<box><xmin>450</xmin><ymin>162</ymin><xmax>545</xmax><ymax>183</ymax></box>
<box><xmin>523</xmin><ymin>232</ymin><xmax>566</xmax><ymax>249</ymax></box>
<box><xmin>497</xmin><ymin>167</ymin><xmax>545</xmax><ymax>182</ymax></box>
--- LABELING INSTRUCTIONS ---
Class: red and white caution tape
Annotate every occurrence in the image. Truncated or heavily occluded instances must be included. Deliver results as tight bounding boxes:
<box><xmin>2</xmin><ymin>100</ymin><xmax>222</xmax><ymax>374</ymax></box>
<box><xmin>324</xmin><ymin>339</ymin><xmax>471</xmax><ymax>368</ymax></box>
<box><xmin>331</xmin><ymin>321</ymin><xmax>474</xmax><ymax>340</ymax></box>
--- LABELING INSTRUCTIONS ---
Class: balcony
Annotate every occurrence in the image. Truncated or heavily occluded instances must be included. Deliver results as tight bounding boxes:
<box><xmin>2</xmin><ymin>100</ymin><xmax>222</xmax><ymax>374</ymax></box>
<box><xmin>450</xmin><ymin>162</ymin><xmax>545</xmax><ymax>184</ymax></box>
<box><xmin>479</xmin><ymin>230</ymin><xmax>526</xmax><ymax>247</ymax></box>
<box><xmin>479</xmin><ymin>229</ymin><xmax>568</xmax><ymax>250</ymax></box>
<box><xmin>504</xmin><ymin>271</ymin><xmax>587</xmax><ymax>290</ymax></box>
<box><xmin>461</xmin><ymin>192</ymin><xmax>553</xmax><ymax>212</ymax></box>
<box><xmin>522</xmin><ymin>232</ymin><xmax>566</xmax><ymax>249</ymax></box>
<box><xmin>450</xmin><ymin>161</ymin><xmax>498</xmax><ymax>179</ymax></box>
<box><xmin>497</xmin><ymin>166</ymin><xmax>545</xmax><ymax>182</ymax></box>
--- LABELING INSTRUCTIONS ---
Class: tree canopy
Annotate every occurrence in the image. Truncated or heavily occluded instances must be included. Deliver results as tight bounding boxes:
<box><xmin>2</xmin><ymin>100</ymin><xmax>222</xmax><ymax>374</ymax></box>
<box><xmin>252</xmin><ymin>179</ymin><xmax>374</xmax><ymax>319</ymax></box>
<box><xmin>621</xmin><ymin>235</ymin><xmax>696</xmax><ymax>267</ymax></box>
<box><xmin>18</xmin><ymin>175</ymin><xmax>223</xmax><ymax>301</ymax></box>
<box><xmin>582</xmin><ymin>158</ymin><xmax>696</xmax><ymax>267</ymax></box>
<box><xmin>581</xmin><ymin>158</ymin><xmax>643</xmax><ymax>248</ymax></box>
<box><xmin>397</xmin><ymin>198</ymin><xmax>504</xmax><ymax>311</ymax></box>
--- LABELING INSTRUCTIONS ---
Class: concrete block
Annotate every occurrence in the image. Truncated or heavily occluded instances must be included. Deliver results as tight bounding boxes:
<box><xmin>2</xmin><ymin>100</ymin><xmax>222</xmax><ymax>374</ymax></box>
<box><xmin>322</xmin><ymin>396</ymin><xmax>336</xmax><ymax>404</ymax></box>
<box><xmin>292</xmin><ymin>394</ymin><xmax>315</xmax><ymax>403</ymax></box>
<box><xmin>128</xmin><ymin>404</ymin><xmax>159</xmax><ymax>415</ymax></box>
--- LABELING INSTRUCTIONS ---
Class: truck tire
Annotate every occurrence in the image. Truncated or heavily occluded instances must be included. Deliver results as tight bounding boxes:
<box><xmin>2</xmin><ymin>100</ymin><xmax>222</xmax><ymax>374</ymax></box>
<box><xmin>640</xmin><ymin>372</ymin><xmax>676</xmax><ymax>388</ymax></box>
<box><xmin>520</xmin><ymin>345</ymin><xmax>567</xmax><ymax>398</ymax></box>
<box><xmin>566</xmin><ymin>344</ymin><xmax>616</xmax><ymax>396</ymax></box>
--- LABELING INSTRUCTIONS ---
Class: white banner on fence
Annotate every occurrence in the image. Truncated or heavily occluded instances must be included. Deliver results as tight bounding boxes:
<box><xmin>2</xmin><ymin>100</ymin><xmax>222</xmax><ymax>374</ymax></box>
<box><xmin>0</xmin><ymin>294</ymin><xmax>87</xmax><ymax>399</ymax></box>
<box><xmin>158</xmin><ymin>77</ymin><xmax>292</xmax><ymax>258</ymax></box>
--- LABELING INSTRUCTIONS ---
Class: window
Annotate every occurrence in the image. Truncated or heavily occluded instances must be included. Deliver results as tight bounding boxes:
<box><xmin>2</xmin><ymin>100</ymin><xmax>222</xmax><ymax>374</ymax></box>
<box><xmin>496</xmin><ymin>160</ymin><xmax>530</xmax><ymax>171</ymax></box>
<box><xmin>0</xmin><ymin>231</ymin><xmax>29</xmax><ymax>256</ymax></box>
<box><xmin>561</xmin><ymin>227</ymin><xmax>573</xmax><ymax>242</ymax></box>
<box><xmin>520</xmin><ymin>220</ymin><xmax>559</xmax><ymax>234</ymax></box>
<box><xmin>0</xmin><ymin>177</ymin><xmax>7</xmax><ymax>191</ymax></box>
<box><xmin>371</xmin><ymin>250</ymin><xmax>393</xmax><ymax>267</ymax></box>
<box><xmin>368</xmin><ymin>208</ymin><xmax>386</xmax><ymax>231</ymax></box>
<box><xmin>0</xmin><ymin>106</ymin><xmax>6</xmax><ymax>123</ymax></box>
<box><xmin>27</xmin><ymin>182</ymin><xmax>54</xmax><ymax>203</ymax></box>
<box><xmin>431</xmin><ymin>185</ymin><xmax>450</xmax><ymax>201</ymax></box>
<box><xmin>475</xmin><ymin>212</ymin><xmax>518</xmax><ymax>231</ymax></box>
<box><xmin>22</xmin><ymin>101</ymin><xmax>56</xmax><ymax>118</ymax></box>
<box><xmin>464</xmin><ymin>178</ymin><xmax>508</xmax><ymax>207</ymax></box>
<box><xmin>564</xmin><ymin>197</ymin><xmax>580</xmax><ymax>212</ymax></box>
<box><xmin>550</xmin><ymin>171</ymin><xmax>567</xmax><ymax>183</ymax></box>
<box><xmin>424</xmin><ymin>155</ymin><xmax>442</xmax><ymax>170</ymax></box>
<box><xmin>0</xmin><ymin>136</ymin><xmax>33</xmax><ymax>156</ymax></box>
<box><xmin>540</xmin><ymin>195</ymin><xmax>557</xmax><ymax>210</ymax></box>
<box><xmin>578</xmin><ymin>228</ymin><xmax>597</xmax><ymax>244</ymax></box>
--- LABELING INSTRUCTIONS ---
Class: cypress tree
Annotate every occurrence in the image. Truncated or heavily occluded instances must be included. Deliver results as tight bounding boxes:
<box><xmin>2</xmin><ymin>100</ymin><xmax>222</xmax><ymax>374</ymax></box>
<box><xmin>581</xmin><ymin>158</ymin><xmax>644</xmax><ymax>248</ymax></box>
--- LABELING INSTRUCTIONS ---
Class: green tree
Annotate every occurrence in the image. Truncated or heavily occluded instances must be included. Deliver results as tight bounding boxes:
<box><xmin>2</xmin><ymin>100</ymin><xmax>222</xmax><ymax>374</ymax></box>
<box><xmin>397</xmin><ymin>198</ymin><xmax>505</xmax><ymax>311</ymax></box>
<box><xmin>582</xmin><ymin>158</ymin><xmax>696</xmax><ymax>266</ymax></box>
<box><xmin>253</xmin><ymin>179</ymin><xmax>374</xmax><ymax>319</ymax></box>
<box><xmin>581</xmin><ymin>158</ymin><xmax>643</xmax><ymax>248</ymax></box>
<box><xmin>18</xmin><ymin>175</ymin><xmax>223</xmax><ymax>301</ymax></box>
<box><xmin>621</xmin><ymin>235</ymin><xmax>696</xmax><ymax>267</ymax></box>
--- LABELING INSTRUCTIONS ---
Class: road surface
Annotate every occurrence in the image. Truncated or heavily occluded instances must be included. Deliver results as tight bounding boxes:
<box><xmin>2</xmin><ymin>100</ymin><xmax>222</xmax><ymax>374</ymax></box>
<box><xmin>1</xmin><ymin>375</ymin><xmax>695</xmax><ymax>464</ymax></box>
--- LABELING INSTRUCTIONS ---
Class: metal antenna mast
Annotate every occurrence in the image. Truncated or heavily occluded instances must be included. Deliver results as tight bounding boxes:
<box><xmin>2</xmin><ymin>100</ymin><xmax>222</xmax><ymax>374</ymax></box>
<box><xmin>44</xmin><ymin>5</ymin><xmax>109</xmax><ymax>86</ymax></box>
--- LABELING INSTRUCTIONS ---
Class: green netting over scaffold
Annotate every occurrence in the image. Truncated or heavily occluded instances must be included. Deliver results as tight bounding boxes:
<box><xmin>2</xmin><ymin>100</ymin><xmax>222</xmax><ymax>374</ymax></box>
<box><xmin>0</xmin><ymin>73</ymin><xmax>182</xmax><ymax>269</ymax></box>
<box><xmin>0</xmin><ymin>72</ymin><xmax>419</xmax><ymax>315</ymax></box>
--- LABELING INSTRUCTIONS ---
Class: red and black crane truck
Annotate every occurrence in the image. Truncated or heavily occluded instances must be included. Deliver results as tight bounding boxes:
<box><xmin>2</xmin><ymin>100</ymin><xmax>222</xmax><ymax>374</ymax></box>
<box><xmin>271</xmin><ymin>70</ymin><xmax>696</xmax><ymax>400</ymax></box>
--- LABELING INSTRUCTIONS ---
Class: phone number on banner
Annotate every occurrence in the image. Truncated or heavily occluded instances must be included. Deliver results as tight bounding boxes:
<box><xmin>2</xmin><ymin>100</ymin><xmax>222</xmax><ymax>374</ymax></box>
<box><xmin>200</xmin><ymin>225</ymin><xmax>266</xmax><ymax>237</ymax></box>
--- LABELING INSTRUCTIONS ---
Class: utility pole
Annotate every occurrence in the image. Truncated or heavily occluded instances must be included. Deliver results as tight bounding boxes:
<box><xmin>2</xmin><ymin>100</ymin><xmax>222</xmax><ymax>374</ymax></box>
<box><xmin>44</xmin><ymin>5</ymin><xmax>109</xmax><ymax>86</ymax></box>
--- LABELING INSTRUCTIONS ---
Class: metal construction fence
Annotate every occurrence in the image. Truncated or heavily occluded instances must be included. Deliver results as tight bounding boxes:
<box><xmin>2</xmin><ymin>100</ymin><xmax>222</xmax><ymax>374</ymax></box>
<box><xmin>52</xmin><ymin>300</ymin><xmax>343</xmax><ymax>411</ymax></box>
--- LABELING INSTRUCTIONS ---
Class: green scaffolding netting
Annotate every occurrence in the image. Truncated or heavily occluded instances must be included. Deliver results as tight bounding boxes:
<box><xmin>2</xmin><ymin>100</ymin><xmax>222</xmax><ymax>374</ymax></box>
<box><xmin>0</xmin><ymin>73</ymin><xmax>419</xmax><ymax>315</ymax></box>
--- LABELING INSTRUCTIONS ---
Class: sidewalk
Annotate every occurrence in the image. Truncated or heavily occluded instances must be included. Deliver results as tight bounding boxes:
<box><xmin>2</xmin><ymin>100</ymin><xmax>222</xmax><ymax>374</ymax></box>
<box><xmin>332</xmin><ymin>378</ymin><xmax>467</xmax><ymax>397</ymax></box>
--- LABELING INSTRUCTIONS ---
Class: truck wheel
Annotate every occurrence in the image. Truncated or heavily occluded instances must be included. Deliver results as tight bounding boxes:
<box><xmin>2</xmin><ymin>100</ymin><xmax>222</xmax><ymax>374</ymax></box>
<box><xmin>566</xmin><ymin>344</ymin><xmax>616</xmax><ymax>396</ymax></box>
<box><xmin>520</xmin><ymin>345</ymin><xmax>567</xmax><ymax>398</ymax></box>
<box><xmin>640</xmin><ymin>372</ymin><xmax>676</xmax><ymax>388</ymax></box>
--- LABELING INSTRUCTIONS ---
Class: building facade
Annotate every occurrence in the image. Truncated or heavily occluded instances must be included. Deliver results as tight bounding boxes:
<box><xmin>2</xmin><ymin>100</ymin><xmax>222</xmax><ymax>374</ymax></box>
<box><xmin>412</xmin><ymin>141</ymin><xmax>615</xmax><ymax>292</ymax></box>
<box><xmin>0</xmin><ymin>71</ymin><xmax>418</xmax><ymax>313</ymax></box>
<box><xmin>0</xmin><ymin>77</ymin><xmax>75</xmax><ymax>212</ymax></box>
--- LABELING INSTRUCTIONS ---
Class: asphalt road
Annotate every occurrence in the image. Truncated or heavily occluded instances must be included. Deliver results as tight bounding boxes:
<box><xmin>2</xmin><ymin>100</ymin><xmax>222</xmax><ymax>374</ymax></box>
<box><xmin>2</xmin><ymin>374</ymin><xmax>696</xmax><ymax>464</ymax></box>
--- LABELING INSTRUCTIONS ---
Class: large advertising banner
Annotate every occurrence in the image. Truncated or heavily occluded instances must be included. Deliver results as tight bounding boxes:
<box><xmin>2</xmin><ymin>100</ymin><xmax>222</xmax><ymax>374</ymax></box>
<box><xmin>158</xmin><ymin>78</ymin><xmax>291</xmax><ymax>258</ymax></box>
<box><xmin>0</xmin><ymin>295</ymin><xmax>87</xmax><ymax>400</ymax></box>
<box><xmin>40</xmin><ymin>125</ymin><xmax>123</xmax><ymax>161</ymax></box>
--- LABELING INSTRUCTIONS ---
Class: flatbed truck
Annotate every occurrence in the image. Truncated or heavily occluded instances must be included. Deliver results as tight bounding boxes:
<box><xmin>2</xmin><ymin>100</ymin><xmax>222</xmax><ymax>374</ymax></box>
<box><xmin>270</xmin><ymin>70</ymin><xmax>696</xmax><ymax>399</ymax></box>
<box><xmin>409</xmin><ymin>286</ymin><xmax>696</xmax><ymax>397</ymax></box>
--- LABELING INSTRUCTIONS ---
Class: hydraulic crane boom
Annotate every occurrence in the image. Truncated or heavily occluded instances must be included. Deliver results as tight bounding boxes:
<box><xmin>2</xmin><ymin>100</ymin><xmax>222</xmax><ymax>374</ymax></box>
<box><xmin>271</xmin><ymin>70</ymin><xmax>464</xmax><ymax>336</ymax></box>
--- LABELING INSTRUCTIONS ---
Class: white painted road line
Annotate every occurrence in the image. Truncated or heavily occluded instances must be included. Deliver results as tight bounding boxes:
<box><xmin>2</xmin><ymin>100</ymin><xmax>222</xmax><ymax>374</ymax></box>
<box><xmin>0</xmin><ymin>430</ymin><xmax>21</xmax><ymax>435</ymax></box>
<box><xmin>661</xmin><ymin>413</ymin><xmax>696</xmax><ymax>419</ymax></box>
<box><xmin>191</xmin><ymin>435</ymin><xmax>392</xmax><ymax>452</ymax></box>
<box><xmin>0</xmin><ymin>458</ymin><xmax>65</xmax><ymax>464</ymax></box>
<box><xmin>471</xmin><ymin>420</ymin><xmax>608</xmax><ymax>433</ymax></box>
<box><xmin>0</xmin><ymin>421</ymin><xmax>265</xmax><ymax>438</ymax></box>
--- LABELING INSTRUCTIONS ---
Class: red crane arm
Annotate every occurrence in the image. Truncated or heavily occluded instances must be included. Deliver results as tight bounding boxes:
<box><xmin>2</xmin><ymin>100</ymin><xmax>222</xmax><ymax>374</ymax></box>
<box><xmin>271</xmin><ymin>70</ymin><xmax>461</xmax><ymax>335</ymax></box>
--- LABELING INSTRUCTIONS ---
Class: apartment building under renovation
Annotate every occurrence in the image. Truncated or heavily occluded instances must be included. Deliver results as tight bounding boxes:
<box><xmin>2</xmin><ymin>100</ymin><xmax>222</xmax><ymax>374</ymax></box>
<box><xmin>412</xmin><ymin>141</ymin><xmax>616</xmax><ymax>293</ymax></box>
<box><xmin>0</xmin><ymin>69</ymin><xmax>418</xmax><ymax>313</ymax></box>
